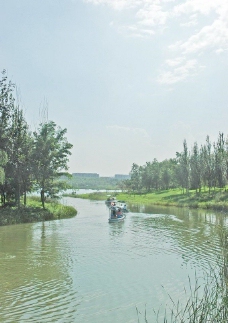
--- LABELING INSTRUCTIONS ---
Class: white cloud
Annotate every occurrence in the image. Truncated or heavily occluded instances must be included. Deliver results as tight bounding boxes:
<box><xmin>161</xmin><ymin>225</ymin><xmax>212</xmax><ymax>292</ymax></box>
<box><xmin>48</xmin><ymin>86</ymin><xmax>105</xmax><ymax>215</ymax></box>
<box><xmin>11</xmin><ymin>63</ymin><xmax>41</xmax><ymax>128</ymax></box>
<box><xmin>136</xmin><ymin>3</ymin><xmax>169</xmax><ymax>27</ymax></box>
<box><xmin>165</xmin><ymin>56</ymin><xmax>185</xmax><ymax>67</ymax></box>
<box><xmin>85</xmin><ymin>0</ymin><xmax>228</xmax><ymax>83</ymax></box>
<box><xmin>173</xmin><ymin>0</ymin><xmax>217</xmax><ymax>16</ymax></box>
<box><xmin>177</xmin><ymin>19</ymin><xmax>228</xmax><ymax>55</ymax></box>
<box><xmin>158</xmin><ymin>59</ymin><xmax>204</xmax><ymax>84</ymax></box>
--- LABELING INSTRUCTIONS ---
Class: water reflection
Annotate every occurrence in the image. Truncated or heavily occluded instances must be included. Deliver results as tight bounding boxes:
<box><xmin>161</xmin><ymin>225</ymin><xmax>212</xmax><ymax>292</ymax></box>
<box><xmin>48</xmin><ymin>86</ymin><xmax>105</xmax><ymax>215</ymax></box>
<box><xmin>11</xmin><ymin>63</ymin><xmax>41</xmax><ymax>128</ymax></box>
<box><xmin>128</xmin><ymin>202</ymin><xmax>228</xmax><ymax>270</ymax></box>
<box><xmin>109</xmin><ymin>221</ymin><xmax>125</xmax><ymax>237</ymax></box>
<box><xmin>0</xmin><ymin>222</ymin><xmax>80</xmax><ymax>323</ymax></box>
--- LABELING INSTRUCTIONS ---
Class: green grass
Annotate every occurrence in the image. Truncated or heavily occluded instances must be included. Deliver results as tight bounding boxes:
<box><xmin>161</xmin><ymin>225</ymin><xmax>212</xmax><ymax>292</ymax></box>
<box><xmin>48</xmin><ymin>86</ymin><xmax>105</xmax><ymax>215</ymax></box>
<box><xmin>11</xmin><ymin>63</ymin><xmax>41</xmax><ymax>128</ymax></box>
<box><xmin>0</xmin><ymin>196</ymin><xmax>77</xmax><ymax>226</ymax></box>
<box><xmin>63</xmin><ymin>191</ymin><xmax>109</xmax><ymax>201</ymax></box>
<box><xmin>65</xmin><ymin>188</ymin><xmax>228</xmax><ymax>212</ymax></box>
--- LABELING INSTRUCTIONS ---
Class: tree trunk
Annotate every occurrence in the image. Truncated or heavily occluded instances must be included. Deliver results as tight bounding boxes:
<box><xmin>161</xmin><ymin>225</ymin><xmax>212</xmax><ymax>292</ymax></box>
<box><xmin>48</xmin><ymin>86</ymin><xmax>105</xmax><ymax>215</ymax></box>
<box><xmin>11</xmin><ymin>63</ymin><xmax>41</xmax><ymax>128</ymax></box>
<box><xmin>41</xmin><ymin>189</ymin><xmax>45</xmax><ymax>209</ymax></box>
<box><xmin>24</xmin><ymin>192</ymin><xmax>27</xmax><ymax>206</ymax></box>
<box><xmin>16</xmin><ymin>183</ymin><xmax>21</xmax><ymax>208</ymax></box>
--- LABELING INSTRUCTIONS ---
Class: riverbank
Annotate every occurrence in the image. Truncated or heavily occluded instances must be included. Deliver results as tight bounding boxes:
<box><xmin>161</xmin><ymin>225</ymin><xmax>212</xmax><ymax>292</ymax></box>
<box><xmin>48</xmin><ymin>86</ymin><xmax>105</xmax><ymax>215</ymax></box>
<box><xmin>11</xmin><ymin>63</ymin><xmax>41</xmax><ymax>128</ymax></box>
<box><xmin>0</xmin><ymin>196</ymin><xmax>77</xmax><ymax>226</ymax></box>
<box><xmin>65</xmin><ymin>188</ymin><xmax>228</xmax><ymax>212</ymax></box>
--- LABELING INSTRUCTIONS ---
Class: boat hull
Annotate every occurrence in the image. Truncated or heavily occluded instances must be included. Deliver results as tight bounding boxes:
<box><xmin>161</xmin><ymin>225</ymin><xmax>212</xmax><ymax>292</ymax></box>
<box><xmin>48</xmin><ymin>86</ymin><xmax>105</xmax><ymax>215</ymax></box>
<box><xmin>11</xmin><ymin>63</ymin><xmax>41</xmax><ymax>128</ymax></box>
<box><xmin>108</xmin><ymin>215</ymin><xmax>125</xmax><ymax>223</ymax></box>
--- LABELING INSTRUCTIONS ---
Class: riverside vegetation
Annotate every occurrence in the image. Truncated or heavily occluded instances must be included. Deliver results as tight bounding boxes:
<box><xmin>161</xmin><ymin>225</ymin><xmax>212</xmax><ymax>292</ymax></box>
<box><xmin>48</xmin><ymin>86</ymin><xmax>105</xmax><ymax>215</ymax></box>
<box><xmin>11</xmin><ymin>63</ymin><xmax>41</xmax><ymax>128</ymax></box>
<box><xmin>0</xmin><ymin>196</ymin><xmax>77</xmax><ymax>226</ymax></box>
<box><xmin>65</xmin><ymin>188</ymin><xmax>228</xmax><ymax>212</ymax></box>
<box><xmin>66</xmin><ymin>131</ymin><xmax>228</xmax><ymax>211</ymax></box>
<box><xmin>0</xmin><ymin>70</ymin><xmax>76</xmax><ymax>225</ymax></box>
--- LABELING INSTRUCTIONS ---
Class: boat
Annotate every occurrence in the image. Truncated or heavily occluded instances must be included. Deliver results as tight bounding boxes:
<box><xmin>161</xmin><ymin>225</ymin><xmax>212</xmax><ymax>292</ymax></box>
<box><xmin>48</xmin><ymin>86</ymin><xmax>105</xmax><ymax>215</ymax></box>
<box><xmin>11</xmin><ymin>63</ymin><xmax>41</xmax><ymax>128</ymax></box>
<box><xmin>106</xmin><ymin>198</ymin><xmax>128</xmax><ymax>211</ymax></box>
<box><xmin>105</xmin><ymin>196</ymin><xmax>117</xmax><ymax>206</ymax></box>
<box><xmin>115</xmin><ymin>200</ymin><xmax>128</xmax><ymax>212</ymax></box>
<box><xmin>108</xmin><ymin>205</ymin><xmax>125</xmax><ymax>223</ymax></box>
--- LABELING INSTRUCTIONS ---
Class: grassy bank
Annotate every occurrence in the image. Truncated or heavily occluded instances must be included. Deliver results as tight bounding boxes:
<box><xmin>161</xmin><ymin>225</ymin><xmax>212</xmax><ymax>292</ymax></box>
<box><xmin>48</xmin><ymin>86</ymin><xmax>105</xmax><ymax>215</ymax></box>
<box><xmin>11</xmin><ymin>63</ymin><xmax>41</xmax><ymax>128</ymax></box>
<box><xmin>0</xmin><ymin>196</ymin><xmax>77</xmax><ymax>226</ymax></box>
<box><xmin>66</xmin><ymin>188</ymin><xmax>228</xmax><ymax>212</ymax></box>
<box><xmin>64</xmin><ymin>191</ymin><xmax>107</xmax><ymax>201</ymax></box>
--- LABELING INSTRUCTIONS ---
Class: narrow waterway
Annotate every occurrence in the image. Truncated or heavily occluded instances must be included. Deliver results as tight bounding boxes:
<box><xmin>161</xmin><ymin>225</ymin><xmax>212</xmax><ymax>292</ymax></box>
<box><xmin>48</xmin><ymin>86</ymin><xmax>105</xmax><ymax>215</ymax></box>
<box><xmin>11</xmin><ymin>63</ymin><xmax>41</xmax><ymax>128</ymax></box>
<box><xmin>0</xmin><ymin>197</ymin><xmax>227</xmax><ymax>322</ymax></box>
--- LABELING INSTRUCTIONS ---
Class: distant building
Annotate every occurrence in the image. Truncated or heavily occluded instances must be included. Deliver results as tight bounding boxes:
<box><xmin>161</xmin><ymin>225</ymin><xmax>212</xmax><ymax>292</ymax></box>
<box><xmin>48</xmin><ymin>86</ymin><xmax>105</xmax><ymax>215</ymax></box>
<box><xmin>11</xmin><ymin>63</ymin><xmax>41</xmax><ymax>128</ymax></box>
<box><xmin>72</xmin><ymin>173</ymin><xmax>99</xmax><ymax>178</ymax></box>
<box><xmin>114</xmin><ymin>174</ymin><xmax>130</xmax><ymax>180</ymax></box>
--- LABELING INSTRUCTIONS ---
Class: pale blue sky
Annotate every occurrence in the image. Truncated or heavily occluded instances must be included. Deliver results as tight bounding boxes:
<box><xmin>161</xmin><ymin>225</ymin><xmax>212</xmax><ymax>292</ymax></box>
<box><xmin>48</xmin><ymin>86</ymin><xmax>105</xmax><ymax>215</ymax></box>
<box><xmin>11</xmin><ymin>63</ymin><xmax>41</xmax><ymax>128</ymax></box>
<box><xmin>1</xmin><ymin>0</ymin><xmax>228</xmax><ymax>176</ymax></box>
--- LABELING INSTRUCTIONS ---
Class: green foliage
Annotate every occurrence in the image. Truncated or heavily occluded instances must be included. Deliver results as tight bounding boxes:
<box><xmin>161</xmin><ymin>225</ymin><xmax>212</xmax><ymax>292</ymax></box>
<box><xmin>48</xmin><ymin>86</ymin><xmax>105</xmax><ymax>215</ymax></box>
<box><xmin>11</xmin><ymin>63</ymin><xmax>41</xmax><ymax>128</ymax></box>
<box><xmin>124</xmin><ymin>134</ymin><xmax>228</xmax><ymax>197</ymax></box>
<box><xmin>27</xmin><ymin>196</ymin><xmax>77</xmax><ymax>219</ymax></box>
<box><xmin>67</xmin><ymin>188</ymin><xmax>228</xmax><ymax>224</ymax></box>
<box><xmin>32</xmin><ymin>121</ymin><xmax>73</xmax><ymax>208</ymax></box>
<box><xmin>0</xmin><ymin>70</ymin><xmax>73</xmax><ymax>212</ymax></box>
<box><xmin>67</xmin><ymin>191</ymin><xmax>110</xmax><ymax>200</ymax></box>
<box><xmin>66</xmin><ymin>175</ymin><xmax>122</xmax><ymax>190</ymax></box>
<box><xmin>0</xmin><ymin>150</ymin><xmax>7</xmax><ymax>184</ymax></box>
<box><xmin>0</xmin><ymin>196</ymin><xmax>77</xmax><ymax>226</ymax></box>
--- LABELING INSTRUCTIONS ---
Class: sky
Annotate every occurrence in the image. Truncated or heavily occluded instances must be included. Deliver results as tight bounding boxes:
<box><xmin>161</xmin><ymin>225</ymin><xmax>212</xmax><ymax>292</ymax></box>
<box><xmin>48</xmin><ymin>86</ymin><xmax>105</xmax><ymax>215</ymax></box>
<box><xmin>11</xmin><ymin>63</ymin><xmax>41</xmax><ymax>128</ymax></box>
<box><xmin>1</xmin><ymin>0</ymin><xmax>228</xmax><ymax>176</ymax></box>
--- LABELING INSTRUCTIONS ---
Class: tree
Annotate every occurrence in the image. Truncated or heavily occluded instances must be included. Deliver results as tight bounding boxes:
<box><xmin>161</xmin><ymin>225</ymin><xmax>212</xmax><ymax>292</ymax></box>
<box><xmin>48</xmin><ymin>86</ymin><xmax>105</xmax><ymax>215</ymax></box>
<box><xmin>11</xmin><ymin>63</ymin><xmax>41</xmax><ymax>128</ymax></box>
<box><xmin>33</xmin><ymin>121</ymin><xmax>73</xmax><ymax>208</ymax></box>
<box><xmin>201</xmin><ymin>136</ymin><xmax>215</xmax><ymax>193</ymax></box>
<box><xmin>176</xmin><ymin>140</ymin><xmax>190</xmax><ymax>194</ymax></box>
<box><xmin>190</xmin><ymin>142</ymin><xmax>202</xmax><ymax>193</ymax></box>
<box><xmin>129</xmin><ymin>163</ymin><xmax>142</xmax><ymax>193</ymax></box>
<box><xmin>4</xmin><ymin>106</ymin><xmax>34</xmax><ymax>207</ymax></box>
<box><xmin>0</xmin><ymin>70</ymin><xmax>15</xmax><ymax>205</ymax></box>
<box><xmin>151</xmin><ymin>158</ymin><xmax>160</xmax><ymax>190</ymax></box>
<box><xmin>160</xmin><ymin>158</ymin><xmax>178</xmax><ymax>189</ymax></box>
<box><xmin>214</xmin><ymin>133</ymin><xmax>226</xmax><ymax>189</ymax></box>
<box><xmin>141</xmin><ymin>162</ymin><xmax>153</xmax><ymax>192</ymax></box>
<box><xmin>0</xmin><ymin>151</ymin><xmax>7</xmax><ymax>181</ymax></box>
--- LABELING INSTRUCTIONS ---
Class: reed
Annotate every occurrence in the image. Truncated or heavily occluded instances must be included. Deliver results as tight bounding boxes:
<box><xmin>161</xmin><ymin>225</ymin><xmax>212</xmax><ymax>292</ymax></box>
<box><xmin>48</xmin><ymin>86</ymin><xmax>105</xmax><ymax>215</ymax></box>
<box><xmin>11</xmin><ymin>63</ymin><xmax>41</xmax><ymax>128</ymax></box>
<box><xmin>137</xmin><ymin>230</ymin><xmax>228</xmax><ymax>322</ymax></box>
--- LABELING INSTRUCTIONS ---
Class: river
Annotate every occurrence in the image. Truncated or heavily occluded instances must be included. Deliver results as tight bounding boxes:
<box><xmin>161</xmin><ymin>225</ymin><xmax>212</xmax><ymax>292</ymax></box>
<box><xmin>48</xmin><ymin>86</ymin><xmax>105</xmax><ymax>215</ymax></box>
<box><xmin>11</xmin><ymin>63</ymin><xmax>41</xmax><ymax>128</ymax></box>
<box><xmin>0</xmin><ymin>196</ymin><xmax>227</xmax><ymax>322</ymax></box>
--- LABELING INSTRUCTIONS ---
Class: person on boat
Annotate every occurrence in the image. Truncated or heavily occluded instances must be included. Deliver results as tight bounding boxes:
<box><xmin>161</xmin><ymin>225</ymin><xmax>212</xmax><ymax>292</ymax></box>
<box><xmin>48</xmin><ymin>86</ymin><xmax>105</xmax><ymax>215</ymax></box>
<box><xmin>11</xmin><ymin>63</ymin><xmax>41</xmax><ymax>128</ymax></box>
<box><xmin>111</xmin><ymin>208</ymin><xmax>117</xmax><ymax>218</ymax></box>
<box><xmin>116</xmin><ymin>208</ymin><xmax>122</xmax><ymax>218</ymax></box>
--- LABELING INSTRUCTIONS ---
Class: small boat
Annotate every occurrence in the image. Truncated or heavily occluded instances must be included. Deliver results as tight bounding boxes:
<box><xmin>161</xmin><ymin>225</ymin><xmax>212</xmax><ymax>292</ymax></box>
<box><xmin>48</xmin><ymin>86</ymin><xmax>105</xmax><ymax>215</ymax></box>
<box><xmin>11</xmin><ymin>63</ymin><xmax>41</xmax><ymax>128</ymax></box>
<box><xmin>105</xmin><ymin>196</ymin><xmax>117</xmax><ymax>206</ymax></box>
<box><xmin>108</xmin><ymin>205</ymin><xmax>125</xmax><ymax>223</ymax></box>
<box><xmin>106</xmin><ymin>199</ymin><xmax>128</xmax><ymax>211</ymax></box>
<box><xmin>115</xmin><ymin>200</ymin><xmax>128</xmax><ymax>212</ymax></box>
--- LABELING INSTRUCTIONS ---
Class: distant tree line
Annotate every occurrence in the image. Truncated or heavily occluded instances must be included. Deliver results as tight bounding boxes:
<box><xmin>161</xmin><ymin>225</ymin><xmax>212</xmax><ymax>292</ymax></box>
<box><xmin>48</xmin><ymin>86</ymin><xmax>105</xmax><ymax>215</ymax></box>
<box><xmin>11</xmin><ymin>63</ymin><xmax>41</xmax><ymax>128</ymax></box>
<box><xmin>123</xmin><ymin>133</ymin><xmax>228</xmax><ymax>194</ymax></box>
<box><xmin>68</xmin><ymin>176</ymin><xmax>123</xmax><ymax>190</ymax></box>
<box><xmin>0</xmin><ymin>70</ymin><xmax>72</xmax><ymax>208</ymax></box>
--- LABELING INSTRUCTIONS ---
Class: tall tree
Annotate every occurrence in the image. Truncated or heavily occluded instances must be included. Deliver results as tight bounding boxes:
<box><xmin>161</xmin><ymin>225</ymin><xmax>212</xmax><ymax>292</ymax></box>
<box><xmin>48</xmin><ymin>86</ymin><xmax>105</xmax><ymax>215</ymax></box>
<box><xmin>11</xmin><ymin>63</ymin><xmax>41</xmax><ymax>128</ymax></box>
<box><xmin>214</xmin><ymin>132</ymin><xmax>226</xmax><ymax>189</ymax></box>
<box><xmin>0</xmin><ymin>70</ymin><xmax>15</xmax><ymax>205</ymax></box>
<box><xmin>6</xmin><ymin>106</ymin><xmax>34</xmax><ymax>206</ymax></box>
<box><xmin>141</xmin><ymin>162</ymin><xmax>153</xmax><ymax>192</ymax></box>
<box><xmin>190</xmin><ymin>142</ymin><xmax>202</xmax><ymax>193</ymax></box>
<box><xmin>33</xmin><ymin>121</ymin><xmax>73</xmax><ymax>208</ymax></box>
<box><xmin>129</xmin><ymin>163</ymin><xmax>142</xmax><ymax>193</ymax></box>
<box><xmin>176</xmin><ymin>140</ymin><xmax>190</xmax><ymax>194</ymax></box>
<box><xmin>151</xmin><ymin>158</ymin><xmax>160</xmax><ymax>190</ymax></box>
<box><xmin>201</xmin><ymin>136</ymin><xmax>214</xmax><ymax>193</ymax></box>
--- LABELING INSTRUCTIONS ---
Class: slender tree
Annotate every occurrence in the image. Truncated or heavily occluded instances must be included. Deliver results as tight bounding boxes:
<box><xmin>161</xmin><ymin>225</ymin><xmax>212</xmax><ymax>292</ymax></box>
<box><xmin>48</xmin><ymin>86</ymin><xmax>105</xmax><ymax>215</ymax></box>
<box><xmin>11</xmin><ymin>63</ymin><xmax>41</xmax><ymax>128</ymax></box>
<box><xmin>201</xmin><ymin>136</ymin><xmax>214</xmax><ymax>193</ymax></box>
<box><xmin>190</xmin><ymin>142</ymin><xmax>202</xmax><ymax>193</ymax></box>
<box><xmin>214</xmin><ymin>133</ymin><xmax>226</xmax><ymax>189</ymax></box>
<box><xmin>176</xmin><ymin>140</ymin><xmax>190</xmax><ymax>194</ymax></box>
<box><xmin>129</xmin><ymin>163</ymin><xmax>142</xmax><ymax>193</ymax></box>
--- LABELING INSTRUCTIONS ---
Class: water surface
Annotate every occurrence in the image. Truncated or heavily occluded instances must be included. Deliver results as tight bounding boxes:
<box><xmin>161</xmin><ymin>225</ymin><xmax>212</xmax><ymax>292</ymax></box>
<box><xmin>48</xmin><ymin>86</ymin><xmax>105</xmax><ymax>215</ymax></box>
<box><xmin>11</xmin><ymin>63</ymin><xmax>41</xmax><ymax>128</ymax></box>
<box><xmin>0</xmin><ymin>197</ymin><xmax>227</xmax><ymax>322</ymax></box>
